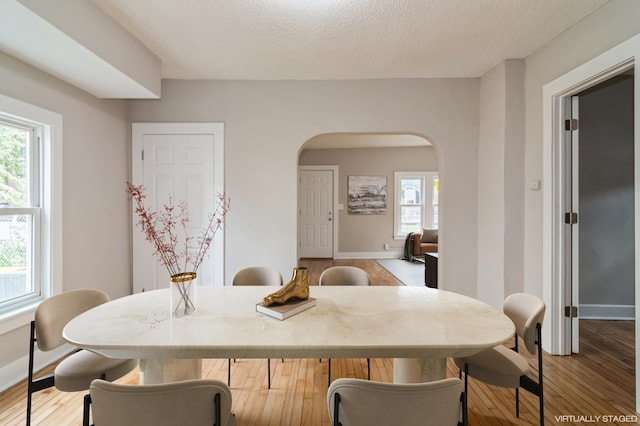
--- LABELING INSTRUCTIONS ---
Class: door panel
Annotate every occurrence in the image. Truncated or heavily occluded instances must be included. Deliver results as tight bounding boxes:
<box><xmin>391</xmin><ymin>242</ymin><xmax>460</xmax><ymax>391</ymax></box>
<box><xmin>132</xmin><ymin>123</ymin><xmax>224</xmax><ymax>293</ymax></box>
<box><xmin>299</xmin><ymin>170</ymin><xmax>333</xmax><ymax>258</ymax></box>
<box><xmin>143</xmin><ymin>134</ymin><xmax>214</xmax><ymax>291</ymax></box>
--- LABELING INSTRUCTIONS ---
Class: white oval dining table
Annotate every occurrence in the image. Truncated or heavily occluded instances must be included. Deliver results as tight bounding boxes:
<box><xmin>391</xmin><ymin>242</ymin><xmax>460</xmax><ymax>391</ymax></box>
<box><xmin>63</xmin><ymin>286</ymin><xmax>514</xmax><ymax>385</ymax></box>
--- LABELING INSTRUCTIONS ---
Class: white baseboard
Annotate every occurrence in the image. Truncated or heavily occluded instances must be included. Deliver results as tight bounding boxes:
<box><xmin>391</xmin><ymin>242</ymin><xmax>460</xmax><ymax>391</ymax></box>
<box><xmin>0</xmin><ymin>345</ymin><xmax>74</xmax><ymax>393</ymax></box>
<box><xmin>335</xmin><ymin>251</ymin><xmax>403</xmax><ymax>260</ymax></box>
<box><xmin>579</xmin><ymin>304</ymin><xmax>635</xmax><ymax>320</ymax></box>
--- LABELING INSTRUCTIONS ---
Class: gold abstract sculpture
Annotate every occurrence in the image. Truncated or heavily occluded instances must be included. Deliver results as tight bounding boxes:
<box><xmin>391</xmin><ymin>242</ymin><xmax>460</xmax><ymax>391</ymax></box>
<box><xmin>262</xmin><ymin>267</ymin><xmax>309</xmax><ymax>306</ymax></box>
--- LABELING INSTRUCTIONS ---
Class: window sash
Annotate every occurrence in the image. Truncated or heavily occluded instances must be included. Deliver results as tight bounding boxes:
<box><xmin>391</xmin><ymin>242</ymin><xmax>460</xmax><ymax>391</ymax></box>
<box><xmin>0</xmin><ymin>116</ymin><xmax>43</xmax><ymax>315</ymax></box>
<box><xmin>394</xmin><ymin>171</ymin><xmax>438</xmax><ymax>238</ymax></box>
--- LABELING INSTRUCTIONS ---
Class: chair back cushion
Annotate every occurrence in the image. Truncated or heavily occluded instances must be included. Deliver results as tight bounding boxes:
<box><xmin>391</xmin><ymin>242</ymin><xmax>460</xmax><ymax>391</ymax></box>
<box><xmin>90</xmin><ymin>379</ymin><xmax>235</xmax><ymax>426</ymax></box>
<box><xmin>503</xmin><ymin>293</ymin><xmax>546</xmax><ymax>354</ymax></box>
<box><xmin>420</xmin><ymin>228</ymin><xmax>438</xmax><ymax>243</ymax></box>
<box><xmin>327</xmin><ymin>378</ymin><xmax>462</xmax><ymax>426</ymax></box>
<box><xmin>35</xmin><ymin>289</ymin><xmax>109</xmax><ymax>351</ymax></box>
<box><xmin>319</xmin><ymin>266</ymin><xmax>370</xmax><ymax>286</ymax></box>
<box><xmin>232</xmin><ymin>266</ymin><xmax>283</xmax><ymax>286</ymax></box>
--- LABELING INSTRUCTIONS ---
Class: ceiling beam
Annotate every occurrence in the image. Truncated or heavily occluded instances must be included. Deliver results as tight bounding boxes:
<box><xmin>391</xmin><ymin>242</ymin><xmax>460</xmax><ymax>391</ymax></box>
<box><xmin>0</xmin><ymin>0</ymin><xmax>161</xmax><ymax>99</ymax></box>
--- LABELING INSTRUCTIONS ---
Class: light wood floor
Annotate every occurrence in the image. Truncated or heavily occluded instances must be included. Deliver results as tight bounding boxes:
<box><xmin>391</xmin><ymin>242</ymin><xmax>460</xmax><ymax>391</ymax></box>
<box><xmin>1</xmin><ymin>259</ymin><xmax>637</xmax><ymax>425</ymax></box>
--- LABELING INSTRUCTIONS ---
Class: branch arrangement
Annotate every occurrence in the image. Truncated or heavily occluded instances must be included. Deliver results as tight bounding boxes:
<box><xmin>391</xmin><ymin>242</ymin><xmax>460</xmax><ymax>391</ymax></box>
<box><xmin>127</xmin><ymin>182</ymin><xmax>230</xmax><ymax>277</ymax></box>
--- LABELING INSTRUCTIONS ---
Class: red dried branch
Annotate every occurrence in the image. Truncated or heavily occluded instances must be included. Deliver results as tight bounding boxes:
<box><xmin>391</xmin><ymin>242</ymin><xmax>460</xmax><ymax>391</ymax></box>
<box><xmin>126</xmin><ymin>182</ymin><xmax>229</xmax><ymax>277</ymax></box>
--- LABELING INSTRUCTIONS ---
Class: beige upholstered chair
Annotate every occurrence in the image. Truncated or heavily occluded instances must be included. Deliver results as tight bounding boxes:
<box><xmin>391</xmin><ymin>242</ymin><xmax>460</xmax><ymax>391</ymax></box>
<box><xmin>231</xmin><ymin>266</ymin><xmax>284</xmax><ymax>389</ymax></box>
<box><xmin>26</xmin><ymin>289</ymin><xmax>138</xmax><ymax>426</ymax></box>
<box><xmin>232</xmin><ymin>266</ymin><xmax>283</xmax><ymax>287</ymax></box>
<box><xmin>453</xmin><ymin>293</ymin><xmax>546</xmax><ymax>425</ymax></box>
<box><xmin>328</xmin><ymin>377</ymin><xmax>467</xmax><ymax>426</ymax></box>
<box><xmin>83</xmin><ymin>378</ymin><xmax>236</xmax><ymax>426</ymax></box>
<box><xmin>319</xmin><ymin>266</ymin><xmax>370</xmax><ymax>386</ymax></box>
<box><xmin>319</xmin><ymin>266</ymin><xmax>370</xmax><ymax>287</ymax></box>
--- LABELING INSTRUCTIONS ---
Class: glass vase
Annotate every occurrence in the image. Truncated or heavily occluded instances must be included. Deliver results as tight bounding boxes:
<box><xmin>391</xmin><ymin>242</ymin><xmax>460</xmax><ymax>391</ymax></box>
<box><xmin>170</xmin><ymin>272</ymin><xmax>197</xmax><ymax>317</ymax></box>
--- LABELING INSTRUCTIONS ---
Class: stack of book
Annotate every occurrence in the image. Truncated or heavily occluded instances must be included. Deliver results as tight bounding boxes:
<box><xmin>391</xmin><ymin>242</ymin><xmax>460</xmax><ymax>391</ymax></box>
<box><xmin>256</xmin><ymin>297</ymin><xmax>317</xmax><ymax>320</ymax></box>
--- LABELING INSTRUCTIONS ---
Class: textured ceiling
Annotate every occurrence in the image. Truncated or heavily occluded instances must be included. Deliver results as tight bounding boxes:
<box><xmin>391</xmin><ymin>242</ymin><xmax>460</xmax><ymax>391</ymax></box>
<box><xmin>93</xmin><ymin>0</ymin><xmax>609</xmax><ymax>80</ymax></box>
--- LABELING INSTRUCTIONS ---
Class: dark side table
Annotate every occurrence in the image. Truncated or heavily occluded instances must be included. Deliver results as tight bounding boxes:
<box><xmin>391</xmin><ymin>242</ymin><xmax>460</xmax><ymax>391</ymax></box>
<box><xmin>424</xmin><ymin>253</ymin><xmax>438</xmax><ymax>288</ymax></box>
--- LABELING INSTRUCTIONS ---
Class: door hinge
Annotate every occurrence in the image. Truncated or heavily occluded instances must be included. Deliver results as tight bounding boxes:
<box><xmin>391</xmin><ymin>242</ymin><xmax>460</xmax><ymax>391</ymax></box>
<box><xmin>565</xmin><ymin>306</ymin><xmax>578</xmax><ymax>318</ymax></box>
<box><xmin>141</xmin><ymin>150</ymin><xmax>144</xmax><ymax>160</ymax></box>
<box><xmin>564</xmin><ymin>212</ymin><xmax>578</xmax><ymax>224</ymax></box>
<box><xmin>565</xmin><ymin>118</ymin><xmax>578</xmax><ymax>131</ymax></box>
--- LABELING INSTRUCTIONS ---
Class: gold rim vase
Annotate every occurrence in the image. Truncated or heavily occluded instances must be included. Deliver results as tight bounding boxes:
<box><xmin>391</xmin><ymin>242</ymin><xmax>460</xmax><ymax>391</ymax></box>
<box><xmin>170</xmin><ymin>272</ymin><xmax>198</xmax><ymax>317</ymax></box>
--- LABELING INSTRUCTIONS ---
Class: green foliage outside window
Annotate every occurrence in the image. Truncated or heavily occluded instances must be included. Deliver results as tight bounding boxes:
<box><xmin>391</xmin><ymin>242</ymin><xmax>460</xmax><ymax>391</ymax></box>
<box><xmin>0</xmin><ymin>124</ymin><xmax>28</xmax><ymax>268</ymax></box>
<box><xmin>0</xmin><ymin>124</ymin><xmax>27</xmax><ymax>207</ymax></box>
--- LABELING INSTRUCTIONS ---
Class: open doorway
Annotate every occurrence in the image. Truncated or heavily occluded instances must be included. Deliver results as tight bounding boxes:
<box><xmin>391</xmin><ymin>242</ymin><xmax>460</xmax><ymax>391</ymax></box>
<box><xmin>543</xmin><ymin>33</ymin><xmax>640</xmax><ymax>410</ymax></box>
<box><xmin>572</xmin><ymin>73</ymin><xmax>635</xmax><ymax>353</ymax></box>
<box><xmin>297</xmin><ymin>133</ymin><xmax>437</xmax><ymax>260</ymax></box>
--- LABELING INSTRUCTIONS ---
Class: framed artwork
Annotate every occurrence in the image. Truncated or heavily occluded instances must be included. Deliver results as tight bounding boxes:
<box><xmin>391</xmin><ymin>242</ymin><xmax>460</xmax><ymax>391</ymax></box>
<box><xmin>348</xmin><ymin>176</ymin><xmax>387</xmax><ymax>214</ymax></box>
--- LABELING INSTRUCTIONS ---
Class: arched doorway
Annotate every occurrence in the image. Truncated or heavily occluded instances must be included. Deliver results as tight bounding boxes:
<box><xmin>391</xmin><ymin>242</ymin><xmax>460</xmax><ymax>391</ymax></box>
<box><xmin>296</xmin><ymin>132</ymin><xmax>437</xmax><ymax>260</ymax></box>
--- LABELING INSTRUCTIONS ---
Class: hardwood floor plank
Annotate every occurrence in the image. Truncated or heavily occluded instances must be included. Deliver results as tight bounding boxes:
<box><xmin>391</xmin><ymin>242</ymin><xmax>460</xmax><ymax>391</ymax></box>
<box><xmin>2</xmin><ymin>260</ymin><xmax>637</xmax><ymax>425</ymax></box>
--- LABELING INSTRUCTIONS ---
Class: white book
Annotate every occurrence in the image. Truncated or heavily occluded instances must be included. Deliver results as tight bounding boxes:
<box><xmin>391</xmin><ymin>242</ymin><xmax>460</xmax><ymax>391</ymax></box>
<box><xmin>256</xmin><ymin>297</ymin><xmax>317</xmax><ymax>320</ymax></box>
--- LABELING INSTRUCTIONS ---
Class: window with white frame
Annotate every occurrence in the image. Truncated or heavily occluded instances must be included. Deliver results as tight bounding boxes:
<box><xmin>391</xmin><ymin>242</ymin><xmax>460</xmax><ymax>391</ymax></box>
<box><xmin>0</xmin><ymin>94</ymin><xmax>60</xmax><ymax>325</ymax></box>
<box><xmin>394</xmin><ymin>171</ymin><xmax>439</xmax><ymax>238</ymax></box>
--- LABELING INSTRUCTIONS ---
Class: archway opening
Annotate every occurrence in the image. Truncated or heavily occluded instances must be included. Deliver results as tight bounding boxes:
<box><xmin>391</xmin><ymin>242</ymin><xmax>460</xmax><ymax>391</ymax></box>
<box><xmin>296</xmin><ymin>132</ymin><xmax>438</xmax><ymax>263</ymax></box>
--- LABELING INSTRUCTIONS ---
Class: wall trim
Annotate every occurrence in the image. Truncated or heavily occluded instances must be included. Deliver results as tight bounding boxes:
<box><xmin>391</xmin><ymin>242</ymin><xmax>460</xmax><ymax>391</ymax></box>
<box><xmin>335</xmin><ymin>250</ymin><xmax>403</xmax><ymax>260</ymax></box>
<box><xmin>0</xmin><ymin>345</ymin><xmax>73</xmax><ymax>393</ymax></box>
<box><xmin>579</xmin><ymin>304</ymin><xmax>635</xmax><ymax>320</ymax></box>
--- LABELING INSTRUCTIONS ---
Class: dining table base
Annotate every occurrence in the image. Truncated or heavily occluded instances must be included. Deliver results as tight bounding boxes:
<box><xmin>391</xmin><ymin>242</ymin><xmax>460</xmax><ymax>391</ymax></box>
<box><xmin>137</xmin><ymin>357</ymin><xmax>446</xmax><ymax>385</ymax></box>
<box><xmin>139</xmin><ymin>359</ymin><xmax>202</xmax><ymax>384</ymax></box>
<box><xmin>393</xmin><ymin>358</ymin><xmax>447</xmax><ymax>383</ymax></box>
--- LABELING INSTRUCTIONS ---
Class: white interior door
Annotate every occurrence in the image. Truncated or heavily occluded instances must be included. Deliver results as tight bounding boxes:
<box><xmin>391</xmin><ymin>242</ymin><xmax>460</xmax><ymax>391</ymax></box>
<box><xmin>299</xmin><ymin>169</ymin><xmax>334</xmax><ymax>258</ymax></box>
<box><xmin>132</xmin><ymin>123</ymin><xmax>224</xmax><ymax>293</ymax></box>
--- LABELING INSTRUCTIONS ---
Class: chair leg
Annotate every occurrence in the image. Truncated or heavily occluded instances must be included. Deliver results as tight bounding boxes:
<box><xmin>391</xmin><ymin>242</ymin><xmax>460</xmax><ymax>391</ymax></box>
<box><xmin>26</xmin><ymin>390</ymin><xmax>32</xmax><ymax>426</ymax></box>
<box><xmin>517</xmin><ymin>323</ymin><xmax>545</xmax><ymax>426</ymax></box>
<box><xmin>267</xmin><ymin>359</ymin><xmax>271</xmax><ymax>389</ymax></box>
<box><xmin>459</xmin><ymin>386</ymin><xmax>468</xmax><ymax>426</ymax></box>
<box><xmin>83</xmin><ymin>394</ymin><xmax>92</xmax><ymax>426</ymax></box>
<box><xmin>328</xmin><ymin>359</ymin><xmax>332</xmax><ymax>388</ymax></box>
<box><xmin>464</xmin><ymin>363</ymin><xmax>469</xmax><ymax>421</ymax></box>
<box><xmin>537</xmin><ymin>323</ymin><xmax>545</xmax><ymax>426</ymax></box>
<box><xmin>333</xmin><ymin>393</ymin><xmax>342</xmax><ymax>426</ymax></box>
<box><xmin>26</xmin><ymin>320</ymin><xmax>55</xmax><ymax>426</ymax></box>
<box><xmin>515</xmin><ymin>388</ymin><xmax>520</xmax><ymax>417</ymax></box>
<box><xmin>227</xmin><ymin>359</ymin><xmax>231</xmax><ymax>386</ymax></box>
<box><xmin>26</xmin><ymin>321</ymin><xmax>36</xmax><ymax>426</ymax></box>
<box><xmin>366</xmin><ymin>358</ymin><xmax>370</xmax><ymax>380</ymax></box>
<box><xmin>214</xmin><ymin>393</ymin><xmax>221</xmax><ymax>426</ymax></box>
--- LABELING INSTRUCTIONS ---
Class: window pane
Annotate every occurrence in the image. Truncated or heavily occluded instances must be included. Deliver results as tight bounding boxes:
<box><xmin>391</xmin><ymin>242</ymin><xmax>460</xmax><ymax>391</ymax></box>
<box><xmin>432</xmin><ymin>178</ymin><xmax>439</xmax><ymax>205</ymax></box>
<box><xmin>0</xmin><ymin>124</ymin><xmax>29</xmax><ymax>208</ymax></box>
<box><xmin>432</xmin><ymin>178</ymin><xmax>439</xmax><ymax>228</ymax></box>
<box><xmin>433</xmin><ymin>206</ymin><xmax>439</xmax><ymax>228</ymax></box>
<box><xmin>400</xmin><ymin>205</ymin><xmax>422</xmax><ymax>234</ymax></box>
<box><xmin>400</xmin><ymin>178</ymin><xmax>422</xmax><ymax>205</ymax></box>
<box><xmin>0</xmin><ymin>214</ymin><xmax>31</xmax><ymax>303</ymax></box>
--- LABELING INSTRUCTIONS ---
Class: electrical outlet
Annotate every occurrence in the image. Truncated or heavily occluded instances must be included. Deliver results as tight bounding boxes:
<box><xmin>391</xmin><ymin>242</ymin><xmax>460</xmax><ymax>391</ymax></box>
<box><xmin>384</xmin><ymin>243</ymin><xmax>390</xmax><ymax>250</ymax></box>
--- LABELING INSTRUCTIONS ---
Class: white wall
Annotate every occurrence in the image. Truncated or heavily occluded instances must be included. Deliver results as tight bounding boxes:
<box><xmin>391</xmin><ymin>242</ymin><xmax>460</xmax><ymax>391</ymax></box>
<box><xmin>0</xmin><ymin>51</ymin><xmax>130</xmax><ymax>385</ymax></box>
<box><xmin>129</xmin><ymin>79</ymin><xmax>480</xmax><ymax>293</ymax></box>
<box><xmin>477</xmin><ymin>59</ymin><xmax>526</xmax><ymax>308</ymax></box>
<box><xmin>503</xmin><ymin>60</ymin><xmax>526</xmax><ymax>299</ymax></box>
<box><xmin>477</xmin><ymin>62</ymin><xmax>507</xmax><ymax>307</ymax></box>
